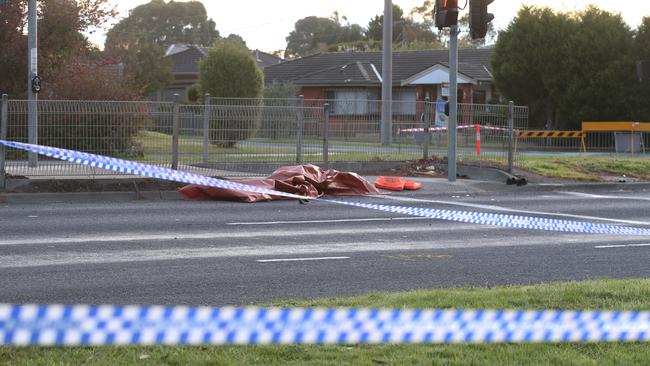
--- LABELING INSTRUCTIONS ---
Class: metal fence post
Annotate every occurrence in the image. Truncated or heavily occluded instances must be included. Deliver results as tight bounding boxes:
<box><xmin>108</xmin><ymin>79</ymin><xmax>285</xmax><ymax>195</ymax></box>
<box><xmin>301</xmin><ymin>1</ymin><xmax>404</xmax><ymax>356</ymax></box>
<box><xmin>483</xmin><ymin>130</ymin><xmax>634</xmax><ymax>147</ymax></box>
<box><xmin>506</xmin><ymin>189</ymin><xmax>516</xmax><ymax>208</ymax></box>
<box><xmin>508</xmin><ymin>101</ymin><xmax>515</xmax><ymax>173</ymax></box>
<box><xmin>172</xmin><ymin>94</ymin><xmax>180</xmax><ymax>170</ymax></box>
<box><xmin>323</xmin><ymin>103</ymin><xmax>330</xmax><ymax>170</ymax></box>
<box><xmin>296</xmin><ymin>95</ymin><xmax>304</xmax><ymax>164</ymax></box>
<box><xmin>0</xmin><ymin>94</ymin><xmax>8</xmax><ymax>190</ymax></box>
<box><xmin>423</xmin><ymin>97</ymin><xmax>431</xmax><ymax>161</ymax></box>
<box><xmin>202</xmin><ymin>93</ymin><xmax>211</xmax><ymax>166</ymax></box>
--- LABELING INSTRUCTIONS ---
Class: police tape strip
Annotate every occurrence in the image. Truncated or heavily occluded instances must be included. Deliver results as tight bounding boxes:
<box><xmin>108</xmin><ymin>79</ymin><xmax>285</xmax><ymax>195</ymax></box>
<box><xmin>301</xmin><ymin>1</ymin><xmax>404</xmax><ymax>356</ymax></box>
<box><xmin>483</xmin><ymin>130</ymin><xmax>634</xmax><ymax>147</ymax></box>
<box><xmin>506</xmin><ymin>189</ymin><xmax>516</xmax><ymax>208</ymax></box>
<box><xmin>0</xmin><ymin>140</ymin><xmax>306</xmax><ymax>201</ymax></box>
<box><xmin>399</xmin><ymin>125</ymin><xmax>509</xmax><ymax>134</ymax></box>
<box><xmin>1</xmin><ymin>139</ymin><xmax>649</xmax><ymax>236</ymax></box>
<box><xmin>2</xmin><ymin>141</ymin><xmax>650</xmax><ymax>346</ymax></box>
<box><xmin>2</xmin><ymin>304</ymin><xmax>650</xmax><ymax>345</ymax></box>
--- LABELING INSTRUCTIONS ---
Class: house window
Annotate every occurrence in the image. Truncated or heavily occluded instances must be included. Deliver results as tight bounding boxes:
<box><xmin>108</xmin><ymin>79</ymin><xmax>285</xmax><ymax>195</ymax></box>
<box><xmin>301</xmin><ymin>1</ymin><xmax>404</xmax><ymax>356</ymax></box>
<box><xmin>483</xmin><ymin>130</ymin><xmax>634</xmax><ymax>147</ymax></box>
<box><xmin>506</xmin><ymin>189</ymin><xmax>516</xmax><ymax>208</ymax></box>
<box><xmin>393</xmin><ymin>89</ymin><xmax>417</xmax><ymax>115</ymax></box>
<box><xmin>327</xmin><ymin>90</ymin><xmax>379</xmax><ymax>115</ymax></box>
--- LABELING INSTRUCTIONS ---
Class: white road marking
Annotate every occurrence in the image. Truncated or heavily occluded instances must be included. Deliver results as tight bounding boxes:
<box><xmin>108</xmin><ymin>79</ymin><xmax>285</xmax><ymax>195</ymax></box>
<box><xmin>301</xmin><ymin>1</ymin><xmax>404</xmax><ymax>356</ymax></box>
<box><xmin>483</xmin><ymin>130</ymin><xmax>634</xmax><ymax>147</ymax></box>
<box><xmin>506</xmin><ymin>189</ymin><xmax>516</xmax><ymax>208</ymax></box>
<box><xmin>257</xmin><ymin>257</ymin><xmax>350</xmax><ymax>263</ymax></box>
<box><xmin>0</xmin><ymin>224</ymin><xmax>490</xmax><ymax>247</ymax></box>
<box><xmin>0</xmin><ymin>235</ymin><xmax>632</xmax><ymax>269</ymax></box>
<box><xmin>228</xmin><ymin>217</ymin><xmax>427</xmax><ymax>225</ymax></box>
<box><xmin>561</xmin><ymin>191</ymin><xmax>650</xmax><ymax>202</ymax></box>
<box><xmin>373</xmin><ymin>195</ymin><xmax>650</xmax><ymax>226</ymax></box>
<box><xmin>595</xmin><ymin>243</ymin><xmax>650</xmax><ymax>249</ymax></box>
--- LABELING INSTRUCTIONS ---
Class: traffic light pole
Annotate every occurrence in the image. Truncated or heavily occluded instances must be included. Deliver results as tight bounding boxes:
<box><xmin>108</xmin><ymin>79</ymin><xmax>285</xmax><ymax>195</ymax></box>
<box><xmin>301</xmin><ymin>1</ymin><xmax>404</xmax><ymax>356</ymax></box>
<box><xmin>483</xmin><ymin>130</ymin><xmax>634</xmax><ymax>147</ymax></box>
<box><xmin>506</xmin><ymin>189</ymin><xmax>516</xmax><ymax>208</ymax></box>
<box><xmin>380</xmin><ymin>0</ymin><xmax>393</xmax><ymax>146</ymax></box>
<box><xmin>27</xmin><ymin>0</ymin><xmax>38</xmax><ymax>167</ymax></box>
<box><xmin>448</xmin><ymin>24</ymin><xmax>458</xmax><ymax>182</ymax></box>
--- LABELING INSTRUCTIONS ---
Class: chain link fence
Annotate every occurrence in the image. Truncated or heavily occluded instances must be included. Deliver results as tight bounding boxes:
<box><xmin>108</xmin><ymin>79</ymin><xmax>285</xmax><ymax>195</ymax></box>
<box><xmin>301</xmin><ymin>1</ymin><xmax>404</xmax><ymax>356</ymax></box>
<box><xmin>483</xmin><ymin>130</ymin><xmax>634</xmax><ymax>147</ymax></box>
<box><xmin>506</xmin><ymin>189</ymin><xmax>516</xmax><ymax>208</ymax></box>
<box><xmin>1</xmin><ymin>95</ymin><xmax>532</xmax><ymax>181</ymax></box>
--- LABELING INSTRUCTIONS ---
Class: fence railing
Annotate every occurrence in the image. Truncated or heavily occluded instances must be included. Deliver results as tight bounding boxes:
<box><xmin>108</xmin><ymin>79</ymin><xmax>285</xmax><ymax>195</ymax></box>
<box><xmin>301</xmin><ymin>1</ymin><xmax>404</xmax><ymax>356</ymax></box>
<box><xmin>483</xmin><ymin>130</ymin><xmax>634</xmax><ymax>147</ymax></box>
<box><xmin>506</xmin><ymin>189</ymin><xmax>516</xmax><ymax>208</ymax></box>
<box><xmin>0</xmin><ymin>95</ymin><xmax>533</xmax><ymax>181</ymax></box>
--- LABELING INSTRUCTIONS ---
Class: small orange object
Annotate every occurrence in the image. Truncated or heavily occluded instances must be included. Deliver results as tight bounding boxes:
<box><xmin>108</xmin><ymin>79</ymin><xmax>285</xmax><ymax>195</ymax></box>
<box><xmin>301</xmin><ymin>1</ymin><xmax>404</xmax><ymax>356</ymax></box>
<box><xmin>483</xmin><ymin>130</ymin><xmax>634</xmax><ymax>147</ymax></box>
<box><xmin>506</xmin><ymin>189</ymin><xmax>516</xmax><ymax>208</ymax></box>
<box><xmin>404</xmin><ymin>180</ymin><xmax>423</xmax><ymax>191</ymax></box>
<box><xmin>375</xmin><ymin>176</ymin><xmax>406</xmax><ymax>191</ymax></box>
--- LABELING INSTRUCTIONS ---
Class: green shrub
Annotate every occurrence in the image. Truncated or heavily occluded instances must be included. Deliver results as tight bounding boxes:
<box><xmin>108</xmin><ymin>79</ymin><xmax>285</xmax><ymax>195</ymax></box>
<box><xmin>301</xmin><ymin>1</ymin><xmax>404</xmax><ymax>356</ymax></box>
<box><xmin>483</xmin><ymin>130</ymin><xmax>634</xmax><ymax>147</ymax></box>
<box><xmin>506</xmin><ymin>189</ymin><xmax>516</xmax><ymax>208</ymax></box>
<box><xmin>199</xmin><ymin>40</ymin><xmax>263</xmax><ymax>147</ymax></box>
<box><xmin>187</xmin><ymin>84</ymin><xmax>202</xmax><ymax>104</ymax></box>
<box><xmin>7</xmin><ymin>102</ymin><xmax>151</xmax><ymax>158</ymax></box>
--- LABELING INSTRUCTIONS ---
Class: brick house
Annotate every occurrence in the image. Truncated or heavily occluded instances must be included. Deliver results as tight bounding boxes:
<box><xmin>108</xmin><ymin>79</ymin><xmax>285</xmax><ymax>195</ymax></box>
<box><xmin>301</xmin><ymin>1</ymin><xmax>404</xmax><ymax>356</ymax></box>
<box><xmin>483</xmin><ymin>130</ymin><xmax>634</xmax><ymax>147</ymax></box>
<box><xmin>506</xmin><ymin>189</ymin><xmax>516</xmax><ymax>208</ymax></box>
<box><xmin>264</xmin><ymin>48</ymin><xmax>497</xmax><ymax>108</ymax></box>
<box><xmin>263</xmin><ymin>48</ymin><xmax>497</xmax><ymax>135</ymax></box>
<box><xmin>157</xmin><ymin>44</ymin><xmax>284</xmax><ymax>101</ymax></box>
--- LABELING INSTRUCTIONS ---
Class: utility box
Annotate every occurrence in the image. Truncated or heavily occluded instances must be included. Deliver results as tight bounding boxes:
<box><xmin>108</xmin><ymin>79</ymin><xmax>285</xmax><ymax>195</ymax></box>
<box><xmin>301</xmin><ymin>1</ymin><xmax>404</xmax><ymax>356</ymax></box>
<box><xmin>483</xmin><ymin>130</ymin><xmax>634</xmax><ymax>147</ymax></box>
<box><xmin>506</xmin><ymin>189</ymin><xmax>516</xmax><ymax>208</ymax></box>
<box><xmin>614</xmin><ymin>132</ymin><xmax>644</xmax><ymax>153</ymax></box>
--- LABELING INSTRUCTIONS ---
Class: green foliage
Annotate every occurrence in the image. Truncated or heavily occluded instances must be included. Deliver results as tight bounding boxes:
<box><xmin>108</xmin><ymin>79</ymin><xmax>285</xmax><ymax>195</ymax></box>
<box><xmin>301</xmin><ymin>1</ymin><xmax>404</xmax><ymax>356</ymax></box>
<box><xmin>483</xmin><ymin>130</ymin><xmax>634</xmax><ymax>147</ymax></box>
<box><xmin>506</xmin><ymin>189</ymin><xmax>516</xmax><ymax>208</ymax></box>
<box><xmin>493</xmin><ymin>6</ymin><xmax>641</xmax><ymax>129</ymax></box>
<box><xmin>105</xmin><ymin>0</ymin><xmax>219</xmax><ymax>49</ymax></box>
<box><xmin>0</xmin><ymin>0</ymin><xmax>116</xmax><ymax>97</ymax></box>
<box><xmin>632</xmin><ymin>17</ymin><xmax>650</xmax><ymax>120</ymax></box>
<box><xmin>115</xmin><ymin>38</ymin><xmax>173</xmax><ymax>95</ymax></box>
<box><xmin>200</xmin><ymin>41</ymin><xmax>264</xmax><ymax>147</ymax></box>
<box><xmin>264</xmin><ymin>82</ymin><xmax>298</xmax><ymax>99</ymax></box>
<box><xmin>187</xmin><ymin>84</ymin><xmax>202</xmax><ymax>103</ymax></box>
<box><xmin>105</xmin><ymin>0</ymin><xmax>221</xmax><ymax>96</ymax></box>
<box><xmin>285</xmin><ymin>15</ymin><xmax>365</xmax><ymax>58</ymax></box>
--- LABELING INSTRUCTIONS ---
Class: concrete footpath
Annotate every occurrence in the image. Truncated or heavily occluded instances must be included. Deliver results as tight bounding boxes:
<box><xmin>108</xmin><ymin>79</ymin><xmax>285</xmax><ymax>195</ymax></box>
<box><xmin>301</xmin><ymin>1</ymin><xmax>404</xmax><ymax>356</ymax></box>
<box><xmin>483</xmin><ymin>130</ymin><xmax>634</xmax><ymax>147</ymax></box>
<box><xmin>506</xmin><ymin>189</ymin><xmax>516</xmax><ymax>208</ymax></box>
<box><xmin>2</xmin><ymin>172</ymin><xmax>650</xmax><ymax>205</ymax></box>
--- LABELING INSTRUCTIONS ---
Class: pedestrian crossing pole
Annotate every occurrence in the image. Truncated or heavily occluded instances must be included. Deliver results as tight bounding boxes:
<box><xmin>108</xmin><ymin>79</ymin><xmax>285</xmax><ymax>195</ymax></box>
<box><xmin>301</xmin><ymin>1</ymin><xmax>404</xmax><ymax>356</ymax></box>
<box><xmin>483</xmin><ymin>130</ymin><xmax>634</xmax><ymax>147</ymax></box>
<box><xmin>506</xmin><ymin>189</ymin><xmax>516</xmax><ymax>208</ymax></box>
<box><xmin>27</xmin><ymin>0</ymin><xmax>39</xmax><ymax>167</ymax></box>
<box><xmin>448</xmin><ymin>24</ymin><xmax>459</xmax><ymax>182</ymax></box>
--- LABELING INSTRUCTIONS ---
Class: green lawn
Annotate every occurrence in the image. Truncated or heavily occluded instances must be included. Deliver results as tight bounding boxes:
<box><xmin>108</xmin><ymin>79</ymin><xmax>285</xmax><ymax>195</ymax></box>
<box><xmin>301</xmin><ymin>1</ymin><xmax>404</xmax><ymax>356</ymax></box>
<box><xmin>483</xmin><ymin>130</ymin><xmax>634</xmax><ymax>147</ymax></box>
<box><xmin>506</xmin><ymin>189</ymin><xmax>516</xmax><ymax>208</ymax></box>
<box><xmin>3</xmin><ymin>279</ymin><xmax>650</xmax><ymax>365</ymax></box>
<box><xmin>517</xmin><ymin>156</ymin><xmax>650</xmax><ymax>181</ymax></box>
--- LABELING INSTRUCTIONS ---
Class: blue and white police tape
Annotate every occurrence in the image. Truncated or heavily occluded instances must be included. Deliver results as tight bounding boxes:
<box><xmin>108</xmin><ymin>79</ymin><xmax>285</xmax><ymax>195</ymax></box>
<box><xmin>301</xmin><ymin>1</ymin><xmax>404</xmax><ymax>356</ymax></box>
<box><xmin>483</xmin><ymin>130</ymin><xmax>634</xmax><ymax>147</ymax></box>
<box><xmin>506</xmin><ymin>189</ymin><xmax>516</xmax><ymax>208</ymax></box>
<box><xmin>1</xmin><ymin>139</ymin><xmax>649</xmax><ymax>236</ymax></box>
<box><xmin>2</xmin><ymin>304</ymin><xmax>650</xmax><ymax>345</ymax></box>
<box><xmin>334</xmin><ymin>200</ymin><xmax>650</xmax><ymax>236</ymax></box>
<box><xmin>0</xmin><ymin>140</ymin><xmax>306</xmax><ymax>200</ymax></box>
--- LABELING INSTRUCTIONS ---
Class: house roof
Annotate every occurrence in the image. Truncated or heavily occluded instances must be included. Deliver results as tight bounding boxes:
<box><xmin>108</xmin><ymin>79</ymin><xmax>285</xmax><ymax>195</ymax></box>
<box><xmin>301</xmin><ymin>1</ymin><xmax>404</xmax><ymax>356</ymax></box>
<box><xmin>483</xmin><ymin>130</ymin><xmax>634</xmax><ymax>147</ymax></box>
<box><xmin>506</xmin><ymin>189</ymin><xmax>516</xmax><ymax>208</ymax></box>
<box><xmin>264</xmin><ymin>48</ymin><xmax>493</xmax><ymax>86</ymax></box>
<box><xmin>165</xmin><ymin>44</ymin><xmax>284</xmax><ymax>74</ymax></box>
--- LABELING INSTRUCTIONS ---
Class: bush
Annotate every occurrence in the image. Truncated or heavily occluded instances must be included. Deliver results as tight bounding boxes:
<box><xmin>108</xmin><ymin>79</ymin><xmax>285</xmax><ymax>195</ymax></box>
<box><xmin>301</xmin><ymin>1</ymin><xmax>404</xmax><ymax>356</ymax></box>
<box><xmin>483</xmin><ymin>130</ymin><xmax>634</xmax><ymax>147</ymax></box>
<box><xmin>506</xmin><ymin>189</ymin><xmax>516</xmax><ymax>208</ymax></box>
<box><xmin>259</xmin><ymin>82</ymin><xmax>300</xmax><ymax>139</ymax></box>
<box><xmin>7</xmin><ymin>101</ymin><xmax>151</xmax><ymax>158</ymax></box>
<box><xmin>5</xmin><ymin>56</ymin><xmax>152</xmax><ymax>157</ymax></box>
<box><xmin>199</xmin><ymin>41</ymin><xmax>264</xmax><ymax>147</ymax></box>
<box><xmin>187</xmin><ymin>84</ymin><xmax>202</xmax><ymax>104</ymax></box>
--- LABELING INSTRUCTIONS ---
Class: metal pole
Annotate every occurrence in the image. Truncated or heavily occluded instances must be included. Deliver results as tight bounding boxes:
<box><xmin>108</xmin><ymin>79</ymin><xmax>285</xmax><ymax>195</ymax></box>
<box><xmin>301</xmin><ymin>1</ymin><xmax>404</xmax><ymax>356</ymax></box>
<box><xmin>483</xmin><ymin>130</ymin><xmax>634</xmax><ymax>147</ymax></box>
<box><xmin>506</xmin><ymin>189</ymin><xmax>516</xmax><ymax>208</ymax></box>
<box><xmin>27</xmin><ymin>0</ymin><xmax>38</xmax><ymax>167</ymax></box>
<box><xmin>423</xmin><ymin>97</ymin><xmax>431</xmax><ymax>160</ymax></box>
<box><xmin>0</xmin><ymin>94</ymin><xmax>8</xmax><ymax>190</ymax></box>
<box><xmin>380</xmin><ymin>0</ymin><xmax>393</xmax><ymax>146</ymax></box>
<box><xmin>296</xmin><ymin>95</ymin><xmax>304</xmax><ymax>164</ymax></box>
<box><xmin>172</xmin><ymin>94</ymin><xmax>180</xmax><ymax>170</ymax></box>
<box><xmin>323</xmin><ymin>103</ymin><xmax>330</xmax><ymax>170</ymax></box>
<box><xmin>508</xmin><ymin>101</ymin><xmax>514</xmax><ymax>173</ymax></box>
<box><xmin>448</xmin><ymin>25</ymin><xmax>458</xmax><ymax>182</ymax></box>
<box><xmin>202</xmin><ymin>93</ymin><xmax>211</xmax><ymax>165</ymax></box>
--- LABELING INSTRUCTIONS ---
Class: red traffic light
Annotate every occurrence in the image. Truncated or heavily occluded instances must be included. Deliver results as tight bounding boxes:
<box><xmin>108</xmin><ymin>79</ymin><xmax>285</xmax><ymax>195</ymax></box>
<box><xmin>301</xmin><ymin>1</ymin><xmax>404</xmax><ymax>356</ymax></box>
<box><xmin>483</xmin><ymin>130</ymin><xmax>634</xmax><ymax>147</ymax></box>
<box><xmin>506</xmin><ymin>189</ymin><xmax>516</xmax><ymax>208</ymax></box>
<box><xmin>435</xmin><ymin>0</ymin><xmax>459</xmax><ymax>29</ymax></box>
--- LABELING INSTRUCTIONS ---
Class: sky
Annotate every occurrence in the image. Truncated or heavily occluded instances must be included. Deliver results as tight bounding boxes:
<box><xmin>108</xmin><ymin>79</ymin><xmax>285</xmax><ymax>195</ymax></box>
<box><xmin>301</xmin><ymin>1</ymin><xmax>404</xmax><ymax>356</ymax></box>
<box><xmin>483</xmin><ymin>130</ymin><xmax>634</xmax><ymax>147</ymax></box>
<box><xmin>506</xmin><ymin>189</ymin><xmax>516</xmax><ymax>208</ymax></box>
<box><xmin>88</xmin><ymin>0</ymin><xmax>650</xmax><ymax>52</ymax></box>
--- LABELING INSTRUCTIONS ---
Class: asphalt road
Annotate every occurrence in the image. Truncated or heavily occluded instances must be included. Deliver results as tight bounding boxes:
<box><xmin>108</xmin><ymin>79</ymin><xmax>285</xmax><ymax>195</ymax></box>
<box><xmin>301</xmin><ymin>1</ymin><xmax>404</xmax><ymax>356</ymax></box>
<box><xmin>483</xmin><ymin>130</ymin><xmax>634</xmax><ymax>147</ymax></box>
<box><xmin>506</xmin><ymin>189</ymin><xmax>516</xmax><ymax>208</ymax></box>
<box><xmin>1</xmin><ymin>184</ymin><xmax>649</xmax><ymax>306</ymax></box>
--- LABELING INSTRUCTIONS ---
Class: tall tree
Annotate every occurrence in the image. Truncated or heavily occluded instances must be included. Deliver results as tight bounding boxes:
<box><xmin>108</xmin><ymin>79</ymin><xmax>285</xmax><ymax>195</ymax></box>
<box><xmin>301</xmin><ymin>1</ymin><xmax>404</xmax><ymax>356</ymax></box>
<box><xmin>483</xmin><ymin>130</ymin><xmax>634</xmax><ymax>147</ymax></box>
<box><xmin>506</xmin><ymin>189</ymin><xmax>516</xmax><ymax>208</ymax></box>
<box><xmin>105</xmin><ymin>0</ymin><xmax>219</xmax><ymax>49</ymax></box>
<box><xmin>633</xmin><ymin>17</ymin><xmax>650</xmax><ymax>121</ymax></box>
<box><xmin>105</xmin><ymin>0</ymin><xmax>220</xmax><ymax>95</ymax></box>
<box><xmin>285</xmin><ymin>14</ymin><xmax>364</xmax><ymax>58</ymax></box>
<box><xmin>0</xmin><ymin>0</ymin><xmax>116</xmax><ymax>98</ymax></box>
<box><xmin>558</xmin><ymin>6</ymin><xmax>635</xmax><ymax>128</ymax></box>
<box><xmin>367</xmin><ymin>4</ymin><xmax>440</xmax><ymax>50</ymax></box>
<box><xmin>493</xmin><ymin>6</ymin><xmax>637</xmax><ymax>129</ymax></box>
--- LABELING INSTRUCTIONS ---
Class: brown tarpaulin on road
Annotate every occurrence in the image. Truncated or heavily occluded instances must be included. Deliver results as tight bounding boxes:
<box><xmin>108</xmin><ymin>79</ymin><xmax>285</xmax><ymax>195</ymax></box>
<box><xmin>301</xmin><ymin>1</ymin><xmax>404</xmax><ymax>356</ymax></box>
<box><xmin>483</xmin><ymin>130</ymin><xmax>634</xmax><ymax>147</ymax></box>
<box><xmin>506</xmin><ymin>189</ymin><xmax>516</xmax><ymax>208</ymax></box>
<box><xmin>179</xmin><ymin>164</ymin><xmax>381</xmax><ymax>203</ymax></box>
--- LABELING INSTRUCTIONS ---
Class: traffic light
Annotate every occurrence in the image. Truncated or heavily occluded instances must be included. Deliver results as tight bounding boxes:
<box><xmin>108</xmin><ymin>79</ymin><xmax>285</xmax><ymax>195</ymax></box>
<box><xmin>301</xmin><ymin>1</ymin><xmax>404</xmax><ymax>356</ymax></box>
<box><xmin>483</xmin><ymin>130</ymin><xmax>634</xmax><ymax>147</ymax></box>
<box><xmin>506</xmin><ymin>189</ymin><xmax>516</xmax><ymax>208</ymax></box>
<box><xmin>469</xmin><ymin>0</ymin><xmax>495</xmax><ymax>40</ymax></box>
<box><xmin>435</xmin><ymin>0</ymin><xmax>459</xmax><ymax>29</ymax></box>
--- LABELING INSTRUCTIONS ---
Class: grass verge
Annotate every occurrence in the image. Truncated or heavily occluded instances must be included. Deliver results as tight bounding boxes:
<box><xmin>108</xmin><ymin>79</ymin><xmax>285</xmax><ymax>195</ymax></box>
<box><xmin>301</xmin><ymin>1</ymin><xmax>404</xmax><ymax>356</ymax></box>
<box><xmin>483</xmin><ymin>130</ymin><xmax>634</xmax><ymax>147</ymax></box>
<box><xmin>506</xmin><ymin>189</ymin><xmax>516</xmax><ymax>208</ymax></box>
<box><xmin>2</xmin><ymin>279</ymin><xmax>650</xmax><ymax>365</ymax></box>
<box><xmin>517</xmin><ymin>156</ymin><xmax>650</xmax><ymax>181</ymax></box>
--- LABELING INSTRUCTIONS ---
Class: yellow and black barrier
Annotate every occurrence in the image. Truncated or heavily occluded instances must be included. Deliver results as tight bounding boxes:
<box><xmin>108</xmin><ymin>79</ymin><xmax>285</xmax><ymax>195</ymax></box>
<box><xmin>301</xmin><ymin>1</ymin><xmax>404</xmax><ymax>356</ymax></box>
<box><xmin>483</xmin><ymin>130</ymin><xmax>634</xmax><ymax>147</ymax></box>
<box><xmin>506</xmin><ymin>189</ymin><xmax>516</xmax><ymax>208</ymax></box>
<box><xmin>515</xmin><ymin>130</ymin><xmax>587</xmax><ymax>154</ymax></box>
<box><xmin>517</xmin><ymin>131</ymin><xmax>584</xmax><ymax>138</ymax></box>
